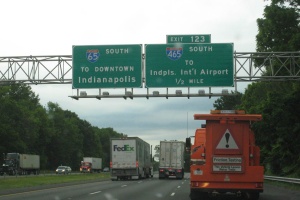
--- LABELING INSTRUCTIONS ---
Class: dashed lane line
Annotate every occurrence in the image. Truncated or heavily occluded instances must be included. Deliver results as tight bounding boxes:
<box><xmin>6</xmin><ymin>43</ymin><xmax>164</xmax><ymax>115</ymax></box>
<box><xmin>90</xmin><ymin>191</ymin><xmax>101</xmax><ymax>195</ymax></box>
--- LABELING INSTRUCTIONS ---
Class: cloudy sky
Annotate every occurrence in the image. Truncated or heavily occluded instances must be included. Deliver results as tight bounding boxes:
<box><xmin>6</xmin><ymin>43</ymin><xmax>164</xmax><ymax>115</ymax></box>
<box><xmin>0</xmin><ymin>0</ymin><xmax>268</xmax><ymax>150</ymax></box>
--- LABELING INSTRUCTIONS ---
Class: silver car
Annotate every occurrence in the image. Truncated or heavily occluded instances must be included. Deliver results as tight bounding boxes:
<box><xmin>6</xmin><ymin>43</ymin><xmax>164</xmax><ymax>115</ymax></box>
<box><xmin>103</xmin><ymin>167</ymin><xmax>110</xmax><ymax>172</ymax></box>
<box><xmin>56</xmin><ymin>166</ymin><xmax>71</xmax><ymax>174</ymax></box>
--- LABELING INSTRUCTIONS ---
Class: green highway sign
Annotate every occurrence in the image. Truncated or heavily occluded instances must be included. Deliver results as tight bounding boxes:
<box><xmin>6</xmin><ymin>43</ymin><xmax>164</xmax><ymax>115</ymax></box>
<box><xmin>72</xmin><ymin>45</ymin><xmax>142</xmax><ymax>89</ymax></box>
<box><xmin>167</xmin><ymin>34</ymin><xmax>211</xmax><ymax>43</ymax></box>
<box><xmin>145</xmin><ymin>43</ymin><xmax>234</xmax><ymax>88</ymax></box>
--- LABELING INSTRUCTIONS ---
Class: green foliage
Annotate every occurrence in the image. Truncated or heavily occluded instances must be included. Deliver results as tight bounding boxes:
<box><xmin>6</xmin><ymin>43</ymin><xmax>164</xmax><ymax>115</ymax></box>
<box><xmin>242</xmin><ymin>83</ymin><xmax>300</xmax><ymax>176</ymax></box>
<box><xmin>213</xmin><ymin>91</ymin><xmax>243</xmax><ymax>110</ymax></box>
<box><xmin>213</xmin><ymin>0</ymin><xmax>300</xmax><ymax>177</ymax></box>
<box><xmin>255</xmin><ymin>1</ymin><xmax>300</xmax><ymax>77</ymax></box>
<box><xmin>0</xmin><ymin>83</ymin><xmax>43</xmax><ymax>153</ymax></box>
<box><xmin>95</xmin><ymin>127</ymin><xmax>126</xmax><ymax>168</ymax></box>
<box><xmin>248</xmin><ymin>0</ymin><xmax>300</xmax><ymax>176</ymax></box>
<box><xmin>256</xmin><ymin>4</ymin><xmax>300</xmax><ymax>52</ymax></box>
<box><xmin>0</xmin><ymin>83</ymin><xmax>125</xmax><ymax>171</ymax></box>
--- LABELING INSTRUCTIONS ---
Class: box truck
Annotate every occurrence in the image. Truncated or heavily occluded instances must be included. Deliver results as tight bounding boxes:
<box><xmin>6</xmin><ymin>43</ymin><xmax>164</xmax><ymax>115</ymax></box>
<box><xmin>110</xmin><ymin>137</ymin><xmax>152</xmax><ymax>180</ymax></box>
<box><xmin>0</xmin><ymin>153</ymin><xmax>40</xmax><ymax>175</ymax></box>
<box><xmin>159</xmin><ymin>140</ymin><xmax>185</xmax><ymax>179</ymax></box>
<box><xmin>186</xmin><ymin>110</ymin><xmax>263</xmax><ymax>200</ymax></box>
<box><xmin>80</xmin><ymin>157</ymin><xmax>102</xmax><ymax>173</ymax></box>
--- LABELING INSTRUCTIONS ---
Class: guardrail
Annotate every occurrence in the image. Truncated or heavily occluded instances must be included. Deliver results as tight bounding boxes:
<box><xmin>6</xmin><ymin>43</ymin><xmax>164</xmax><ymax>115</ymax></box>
<box><xmin>265</xmin><ymin>176</ymin><xmax>300</xmax><ymax>184</ymax></box>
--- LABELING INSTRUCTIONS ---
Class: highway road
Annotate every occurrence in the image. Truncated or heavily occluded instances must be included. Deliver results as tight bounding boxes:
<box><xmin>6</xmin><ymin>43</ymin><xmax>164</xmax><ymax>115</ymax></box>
<box><xmin>0</xmin><ymin>173</ymin><xmax>300</xmax><ymax>200</ymax></box>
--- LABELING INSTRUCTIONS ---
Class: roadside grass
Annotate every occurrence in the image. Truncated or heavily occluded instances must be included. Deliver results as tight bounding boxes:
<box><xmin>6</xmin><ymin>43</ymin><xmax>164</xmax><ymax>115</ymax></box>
<box><xmin>265</xmin><ymin>180</ymin><xmax>300</xmax><ymax>191</ymax></box>
<box><xmin>0</xmin><ymin>173</ymin><xmax>111</xmax><ymax>190</ymax></box>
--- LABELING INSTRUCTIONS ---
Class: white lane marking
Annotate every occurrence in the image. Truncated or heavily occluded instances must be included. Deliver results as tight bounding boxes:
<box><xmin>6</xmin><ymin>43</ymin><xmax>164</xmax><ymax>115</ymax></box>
<box><xmin>90</xmin><ymin>191</ymin><xmax>101</xmax><ymax>195</ymax></box>
<box><xmin>177</xmin><ymin>186</ymin><xmax>181</xmax><ymax>189</ymax></box>
<box><xmin>138</xmin><ymin>181</ymin><xmax>143</xmax><ymax>184</ymax></box>
<box><xmin>170</xmin><ymin>192</ymin><xmax>175</xmax><ymax>196</ymax></box>
<box><xmin>121</xmin><ymin>185</ymin><xmax>127</xmax><ymax>187</ymax></box>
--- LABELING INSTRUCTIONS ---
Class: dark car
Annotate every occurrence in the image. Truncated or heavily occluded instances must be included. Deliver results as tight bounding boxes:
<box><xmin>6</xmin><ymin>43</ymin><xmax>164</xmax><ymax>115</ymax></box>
<box><xmin>56</xmin><ymin>166</ymin><xmax>71</xmax><ymax>174</ymax></box>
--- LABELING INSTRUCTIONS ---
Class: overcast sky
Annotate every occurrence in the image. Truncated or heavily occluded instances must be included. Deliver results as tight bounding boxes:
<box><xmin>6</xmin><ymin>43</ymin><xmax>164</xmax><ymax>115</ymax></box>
<box><xmin>0</xmin><ymin>0</ymin><xmax>268</xmax><ymax>150</ymax></box>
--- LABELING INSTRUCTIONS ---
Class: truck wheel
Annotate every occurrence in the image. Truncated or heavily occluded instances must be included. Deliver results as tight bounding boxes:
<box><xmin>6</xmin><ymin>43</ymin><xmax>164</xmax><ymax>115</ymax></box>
<box><xmin>242</xmin><ymin>192</ymin><xmax>259</xmax><ymax>200</ymax></box>
<box><xmin>190</xmin><ymin>190</ymin><xmax>208</xmax><ymax>200</ymax></box>
<box><xmin>249</xmin><ymin>192</ymin><xmax>260</xmax><ymax>200</ymax></box>
<box><xmin>190</xmin><ymin>190</ymin><xmax>198</xmax><ymax>200</ymax></box>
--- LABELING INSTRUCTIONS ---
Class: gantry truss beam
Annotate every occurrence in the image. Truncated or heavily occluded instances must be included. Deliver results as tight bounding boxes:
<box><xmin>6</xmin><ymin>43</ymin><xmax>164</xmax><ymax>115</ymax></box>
<box><xmin>0</xmin><ymin>55</ymin><xmax>72</xmax><ymax>85</ymax></box>
<box><xmin>0</xmin><ymin>52</ymin><xmax>299</xmax><ymax>85</ymax></box>
<box><xmin>234</xmin><ymin>52</ymin><xmax>300</xmax><ymax>82</ymax></box>
<box><xmin>0</xmin><ymin>52</ymin><xmax>299</xmax><ymax>99</ymax></box>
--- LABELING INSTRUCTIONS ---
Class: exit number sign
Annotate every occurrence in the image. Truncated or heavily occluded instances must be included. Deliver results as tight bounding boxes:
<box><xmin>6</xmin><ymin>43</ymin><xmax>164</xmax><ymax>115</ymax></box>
<box><xmin>167</xmin><ymin>34</ymin><xmax>211</xmax><ymax>43</ymax></box>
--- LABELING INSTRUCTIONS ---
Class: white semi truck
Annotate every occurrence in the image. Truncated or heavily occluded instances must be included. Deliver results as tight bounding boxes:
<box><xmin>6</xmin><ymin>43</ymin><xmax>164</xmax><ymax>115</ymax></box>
<box><xmin>110</xmin><ymin>137</ymin><xmax>152</xmax><ymax>180</ymax></box>
<box><xmin>0</xmin><ymin>153</ymin><xmax>40</xmax><ymax>175</ymax></box>
<box><xmin>159</xmin><ymin>140</ymin><xmax>185</xmax><ymax>179</ymax></box>
<box><xmin>80</xmin><ymin>157</ymin><xmax>102</xmax><ymax>173</ymax></box>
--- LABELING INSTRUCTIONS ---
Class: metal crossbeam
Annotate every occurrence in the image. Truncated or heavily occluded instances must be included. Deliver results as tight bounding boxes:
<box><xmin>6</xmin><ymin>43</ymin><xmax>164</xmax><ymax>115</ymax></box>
<box><xmin>1</xmin><ymin>52</ymin><xmax>299</xmax><ymax>85</ymax></box>
<box><xmin>234</xmin><ymin>52</ymin><xmax>300</xmax><ymax>81</ymax></box>
<box><xmin>0</xmin><ymin>55</ymin><xmax>72</xmax><ymax>84</ymax></box>
<box><xmin>0</xmin><ymin>52</ymin><xmax>299</xmax><ymax>99</ymax></box>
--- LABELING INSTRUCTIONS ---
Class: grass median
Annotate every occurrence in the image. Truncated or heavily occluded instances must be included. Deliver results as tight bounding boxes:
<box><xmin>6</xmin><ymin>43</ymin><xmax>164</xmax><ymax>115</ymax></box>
<box><xmin>0</xmin><ymin>173</ymin><xmax>111</xmax><ymax>191</ymax></box>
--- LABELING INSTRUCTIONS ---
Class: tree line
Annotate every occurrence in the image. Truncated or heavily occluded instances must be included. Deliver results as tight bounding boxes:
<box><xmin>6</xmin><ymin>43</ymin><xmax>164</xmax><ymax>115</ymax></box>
<box><xmin>0</xmin><ymin>0</ymin><xmax>299</xmax><ymax>177</ymax></box>
<box><xmin>0</xmin><ymin>83</ymin><xmax>125</xmax><ymax>170</ymax></box>
<box><xmin>214</xmin><ymin>0</ymin><xmax>300</xmax><ymax>177</ymax></box>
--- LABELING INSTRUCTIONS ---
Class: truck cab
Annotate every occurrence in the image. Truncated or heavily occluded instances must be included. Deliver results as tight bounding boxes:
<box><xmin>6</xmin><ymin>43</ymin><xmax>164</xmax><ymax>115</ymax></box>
<box><xmin>0</xmin><ymin>153</ymin><xmax>19</xmax><ymax>175</ymax></box>
<box><xmin>186</xmin><ymin>110</ymin><xmax>263</xmax><ymax>200</ymax></box>
<box><xmin>80</xmin><ymin>161</ymin><xmax>92</xmax><ymax>173</ymax></box>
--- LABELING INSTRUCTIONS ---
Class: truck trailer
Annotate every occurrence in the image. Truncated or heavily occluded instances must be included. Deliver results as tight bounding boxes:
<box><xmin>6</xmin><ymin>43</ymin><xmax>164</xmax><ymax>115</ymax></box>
<box><xmin>80</xmin><ymin>157</ymin><xmax>102</xmax><ymax>173</ymax></box>
<box><xmin>110</xmin><ymin>137</ymin><xmax>152</xmax><ymax>180</ymax></box>
<box><xmin>159</xmin><ymin>140</ymin><xmax>185</xmax><ymax>179</ymax></box>
<box><xmin>186</xmin><ymin>110</ymin><xmax>263</xmax><ymax>200</ymax></box>
<box><xmin>0</xmin><ymin>153</ymin><xmax>40</xmax><ymax>175</ymax></box>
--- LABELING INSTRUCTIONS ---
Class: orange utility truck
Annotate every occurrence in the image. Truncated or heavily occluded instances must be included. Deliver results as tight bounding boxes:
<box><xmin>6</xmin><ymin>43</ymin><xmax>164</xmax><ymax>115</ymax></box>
<box><xmin>186</xmin><ymin>110</ymin><xmax>263</xmax><ymax>200</ymax></box>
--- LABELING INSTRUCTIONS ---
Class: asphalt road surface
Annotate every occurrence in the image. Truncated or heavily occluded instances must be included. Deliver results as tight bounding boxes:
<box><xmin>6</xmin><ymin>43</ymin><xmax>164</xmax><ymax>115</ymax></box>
<box><xmin>0</xmin><ymin>173</ymin><xmax>300</xmax><ymax>200</ymax></box>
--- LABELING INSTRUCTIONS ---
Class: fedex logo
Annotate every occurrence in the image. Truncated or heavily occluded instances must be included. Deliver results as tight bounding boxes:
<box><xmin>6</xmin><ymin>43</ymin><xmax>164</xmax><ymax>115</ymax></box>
<box><xmin>114</xmin><ymin>145</ymin><xmax>134</xmax><ymax>151</ymax></box>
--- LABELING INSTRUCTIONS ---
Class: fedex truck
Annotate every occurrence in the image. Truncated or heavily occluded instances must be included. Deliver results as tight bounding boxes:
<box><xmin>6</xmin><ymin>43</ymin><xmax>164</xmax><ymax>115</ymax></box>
<box><xmin>110</xmin><ymin>137</ymin><xmax>152</xmax><ymax>180</ymax></box>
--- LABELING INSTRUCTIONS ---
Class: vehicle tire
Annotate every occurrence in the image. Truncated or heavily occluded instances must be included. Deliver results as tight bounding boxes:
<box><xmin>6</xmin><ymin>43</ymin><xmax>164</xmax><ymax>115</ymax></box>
<box><xmin>190</xmin><ymin>190</ymin><xmax>208</xmax><ymax>200</ymax></box>
<box><xmin>190</xmin><ymin>190</ymin><xmax>198</xmax><ymax>200</ymax></box>
<box><xmin>242</xmin><ymin>192</ymin><xmax>260</xmax><ymax>200</ymax></box>
<box><xmin>250</xmin><ymin>192</ymin><xmax>260</xmax><ymax>200</ymax></box>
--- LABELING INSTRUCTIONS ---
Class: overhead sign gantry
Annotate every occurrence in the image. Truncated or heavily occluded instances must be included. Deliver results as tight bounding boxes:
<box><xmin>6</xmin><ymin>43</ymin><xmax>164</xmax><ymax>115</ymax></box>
<box><xmin>145</xmin><ymin>43</ymin><xmax>234</xmax><ymax>88</ymax></box>
<box><xmin>72</xmin><ymin>44</ymin><xmax>142</xmax><ymax>89</ymax></box>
